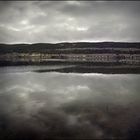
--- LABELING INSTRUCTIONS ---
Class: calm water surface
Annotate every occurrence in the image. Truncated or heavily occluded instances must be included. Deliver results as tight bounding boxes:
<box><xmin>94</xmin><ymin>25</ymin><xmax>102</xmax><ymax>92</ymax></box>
<box><xmin>0</xmin><ymin>66</ymin><xmax>140</xmax><ymax>139</ymax></box>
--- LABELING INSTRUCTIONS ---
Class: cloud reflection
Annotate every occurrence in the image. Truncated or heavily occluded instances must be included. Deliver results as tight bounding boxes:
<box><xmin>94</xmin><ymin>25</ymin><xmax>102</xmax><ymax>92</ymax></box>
<box><xmin>0</xmin><ymin>72</ymin><xmax>140</xmax><ymax>139</ymax></box>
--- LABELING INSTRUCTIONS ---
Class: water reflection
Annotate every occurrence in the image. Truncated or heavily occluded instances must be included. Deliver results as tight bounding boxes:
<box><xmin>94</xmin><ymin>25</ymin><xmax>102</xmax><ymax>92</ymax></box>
<box><xmin>0</xmin><ymin>71</ymin><xmax>140</xmax><ymax>139</ymax></box>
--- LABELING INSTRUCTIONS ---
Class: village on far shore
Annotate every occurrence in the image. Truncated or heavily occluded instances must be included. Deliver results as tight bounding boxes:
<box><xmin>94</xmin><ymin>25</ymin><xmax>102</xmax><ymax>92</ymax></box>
<box><xmin>0</xmin><ymin>42</ymin><xmax>140</xmax><ymax>73</ymax></box>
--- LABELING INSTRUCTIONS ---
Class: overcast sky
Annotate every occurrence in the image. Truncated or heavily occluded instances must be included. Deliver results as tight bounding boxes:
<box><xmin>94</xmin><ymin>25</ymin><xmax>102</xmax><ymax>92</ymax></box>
<box><xmin>0</xmin><ymin>1</ymin><xmax>140</xmax><ymax>44</ymax></box>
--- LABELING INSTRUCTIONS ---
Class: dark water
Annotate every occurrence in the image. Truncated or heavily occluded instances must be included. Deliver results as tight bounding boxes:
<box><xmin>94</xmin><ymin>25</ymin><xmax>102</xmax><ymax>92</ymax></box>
<box><xmin>0</xmin><ymin>66</ymin><xmax>140</xmax><ymax>139</ymax></box>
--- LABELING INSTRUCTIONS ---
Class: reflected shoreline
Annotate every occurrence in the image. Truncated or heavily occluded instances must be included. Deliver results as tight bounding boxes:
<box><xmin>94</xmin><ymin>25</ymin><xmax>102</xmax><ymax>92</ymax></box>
<box><xmin>33</xmin><ymin>66</ymin><xmax>140</xmax><ymax>74</ymax></box>
<box><xmin>0</xmin><ymin>60</ymin><xmax>140</xmax><ymax>74</ymax></box>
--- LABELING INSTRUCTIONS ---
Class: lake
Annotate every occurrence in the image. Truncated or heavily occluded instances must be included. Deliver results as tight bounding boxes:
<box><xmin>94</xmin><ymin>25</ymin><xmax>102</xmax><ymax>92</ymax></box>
<box><xmin>0</xmin><ymin>66</ymin><xmax>140</xmax><ymax>139</ymax></box>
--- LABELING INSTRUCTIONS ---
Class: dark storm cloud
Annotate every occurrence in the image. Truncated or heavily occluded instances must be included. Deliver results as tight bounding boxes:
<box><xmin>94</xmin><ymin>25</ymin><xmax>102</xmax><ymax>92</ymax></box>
<box><xmin>0</xmin><ymin>1</ymin><xmax>140</xmax><ymax>43</ymax></box>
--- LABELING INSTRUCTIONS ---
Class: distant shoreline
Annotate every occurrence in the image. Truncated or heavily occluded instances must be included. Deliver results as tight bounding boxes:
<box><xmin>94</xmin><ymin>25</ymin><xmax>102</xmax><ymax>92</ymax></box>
<box><xmin>0</xmin><ymin>42</ymin><xmax>139</xmax><ymax>74</ymax></box>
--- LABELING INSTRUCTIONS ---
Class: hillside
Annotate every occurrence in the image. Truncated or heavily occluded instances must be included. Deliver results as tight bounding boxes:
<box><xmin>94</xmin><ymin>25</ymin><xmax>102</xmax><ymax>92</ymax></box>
<box><xmin>0</xmin><ymin>42</ymin><xmax>140</xmax><ymax>54</ymax></box>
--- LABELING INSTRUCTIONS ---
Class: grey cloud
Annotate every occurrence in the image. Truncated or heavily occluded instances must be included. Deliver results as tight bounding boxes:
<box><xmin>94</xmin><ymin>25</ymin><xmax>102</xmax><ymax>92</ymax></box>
<box><xmin>0</xmin><ymin>1</ymin><xmax>140</xmax><ymax>43</ymax></box>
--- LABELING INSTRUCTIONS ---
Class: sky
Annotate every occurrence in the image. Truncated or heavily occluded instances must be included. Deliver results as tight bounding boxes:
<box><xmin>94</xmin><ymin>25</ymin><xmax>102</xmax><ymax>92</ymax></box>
<box><xmin>0</xmin><ymin>1</ymin><xmax>140</xmax><ymax>44</ymax></box>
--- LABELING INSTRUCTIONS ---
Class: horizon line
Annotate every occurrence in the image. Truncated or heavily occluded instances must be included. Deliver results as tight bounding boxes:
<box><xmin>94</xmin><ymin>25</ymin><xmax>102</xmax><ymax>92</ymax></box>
<box><xmin>1</xmin><ymin>41</ymin><xmax>140</xmax><ymax>45</ymax></box>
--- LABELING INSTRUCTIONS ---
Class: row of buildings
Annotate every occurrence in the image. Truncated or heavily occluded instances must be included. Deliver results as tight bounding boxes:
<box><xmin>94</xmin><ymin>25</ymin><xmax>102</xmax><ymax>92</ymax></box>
<box><xmin>0</xmin><ymin>53</ymin><xmax>140</xmax><ymax>64</ymax></box>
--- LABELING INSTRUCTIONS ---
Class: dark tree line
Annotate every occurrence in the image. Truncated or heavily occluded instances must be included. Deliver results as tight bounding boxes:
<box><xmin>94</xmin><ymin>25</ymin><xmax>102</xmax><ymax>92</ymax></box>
<box><xmin>0</xmin><ymin>42</ymin><xmax>140</xmax><ymax>54</ymax></box>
